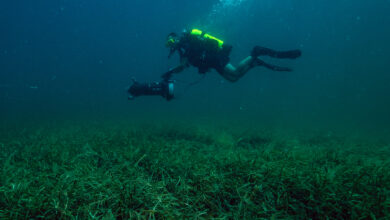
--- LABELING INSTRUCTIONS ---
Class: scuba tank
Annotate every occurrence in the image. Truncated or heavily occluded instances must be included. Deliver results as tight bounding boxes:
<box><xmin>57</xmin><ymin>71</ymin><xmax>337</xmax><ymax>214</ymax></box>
<box><xmin>190</xmin><ymin>29</ymin><xmax>224</xmax><ymax>49</ymax></box>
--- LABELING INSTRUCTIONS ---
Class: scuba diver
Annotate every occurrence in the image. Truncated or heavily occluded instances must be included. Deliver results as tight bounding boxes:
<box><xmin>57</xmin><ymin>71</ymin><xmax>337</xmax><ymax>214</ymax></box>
<box><xmin>128</xmin><ymin>28</ymin><xmax>301</xmax><ymax>101</ymax></box>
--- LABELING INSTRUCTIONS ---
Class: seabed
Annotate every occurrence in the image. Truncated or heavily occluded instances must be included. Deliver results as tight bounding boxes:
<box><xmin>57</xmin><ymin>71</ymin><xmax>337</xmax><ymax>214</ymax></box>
<box><xmin>0</xmin><ymin>121</ymin><xmax>389</xmax><ymax>219</ymax></box>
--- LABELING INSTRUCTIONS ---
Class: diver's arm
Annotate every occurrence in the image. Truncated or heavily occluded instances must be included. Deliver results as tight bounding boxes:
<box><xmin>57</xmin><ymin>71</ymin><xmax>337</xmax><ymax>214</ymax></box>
<box><xmin>162</xmin><ymin>58</ymin><xmax>189</xmax><ymax>80</ymax></box>
<box><xmin>172</xmin><ymin>57</ymin><xmax>189</xmax><ymax>73</ymax></box>
<box><xmin>169</xmin><ymin>64</ymin><xmax>186</xmax><ymax>74</ymax></box>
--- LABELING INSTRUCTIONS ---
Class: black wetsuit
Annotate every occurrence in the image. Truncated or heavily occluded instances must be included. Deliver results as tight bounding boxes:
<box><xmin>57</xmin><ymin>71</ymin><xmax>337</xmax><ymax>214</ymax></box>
<box><xmin>175</xmin><ymin>33</ymin><xmax>232</xmax><ymax>74</ymax></box>
<box><xmin>166</xmin><ymin>33</ymin><xmax>301</xmax><ymax>78</ymax></box>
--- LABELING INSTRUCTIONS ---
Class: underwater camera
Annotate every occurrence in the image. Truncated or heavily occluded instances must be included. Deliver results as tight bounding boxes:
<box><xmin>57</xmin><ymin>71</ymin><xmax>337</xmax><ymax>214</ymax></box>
<box><xmin>127</xmin><ymin>78</ymin><xmax>174</xmax><ymax>101</ymax></box>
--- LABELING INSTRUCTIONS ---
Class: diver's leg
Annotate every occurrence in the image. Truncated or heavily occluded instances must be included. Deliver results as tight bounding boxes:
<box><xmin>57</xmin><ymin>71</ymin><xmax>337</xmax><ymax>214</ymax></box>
<box><xmin>252</xmin><ymin>46</ymin><xmax>301</xmax><ymax>59</ymax></box>
<box><xmin>255</xmin><ymin>58</ymin><xmax>292</xmax><ymax>72</ymax></box>
<box><xmin>220</xmin><ymin>56</ymin><xmax>292</xmax><ymax>82</ymax></box>
<box><xmin>234</xmin><ymin>56</ymin><xmax>293</xmax><ymax>74</ymax></box>
<box><xmin>219</xmin><ymin>64</ymin><xmax>239</xmax><ymax>82</ymax></box>
<box><xmin>219</xmin><ymin>56</ymin><xmax>255</xmax><ymax>82</ymax></box>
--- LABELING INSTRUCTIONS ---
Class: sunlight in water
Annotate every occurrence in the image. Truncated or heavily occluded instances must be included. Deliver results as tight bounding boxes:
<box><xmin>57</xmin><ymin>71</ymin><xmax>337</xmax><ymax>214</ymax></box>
<box><xmin>209</xmin><ymin>0</ymin><xmax>249</xmax><ymax>17</ymax></box>
<box><xmin>203</xmin><ymin>0</ymin><xmax>249</xmax><ymax>27</ymax></box>
<box><xmin>218</xmin><ymin>0</ymin><xmax>247</xmax><ymax>7</ymax></box>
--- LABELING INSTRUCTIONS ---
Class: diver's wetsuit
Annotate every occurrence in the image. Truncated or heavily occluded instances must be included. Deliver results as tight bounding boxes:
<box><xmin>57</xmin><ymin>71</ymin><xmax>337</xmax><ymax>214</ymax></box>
<box><xmin>174</xmin><ymin>33</ymin><xmax>301</xmax><ymax>74</ymax></box>
<box><xmin>164</xmin><ymin>30</ymin><xmax>301</xmax><ymax>82</ymax></box>
<box><xmin>175</xmin><ymin>32</ymin><xmax>233</xmax><ymax>74</ymax></box>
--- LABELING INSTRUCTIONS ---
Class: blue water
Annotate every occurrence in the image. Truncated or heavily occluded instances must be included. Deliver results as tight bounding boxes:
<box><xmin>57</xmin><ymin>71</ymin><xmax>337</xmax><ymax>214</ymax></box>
<box><xmin>1</xmin><ymin>0</ymin><xmax>389</xmax><ymax>135</ymax></box>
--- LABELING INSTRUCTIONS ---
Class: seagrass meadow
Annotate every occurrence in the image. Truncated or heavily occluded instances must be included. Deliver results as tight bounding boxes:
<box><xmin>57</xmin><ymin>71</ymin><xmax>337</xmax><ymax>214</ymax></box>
<box><xmin>0</xmin><ymin>121</ymin><xmax>389</xmax><ymax>219</ymax></box>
